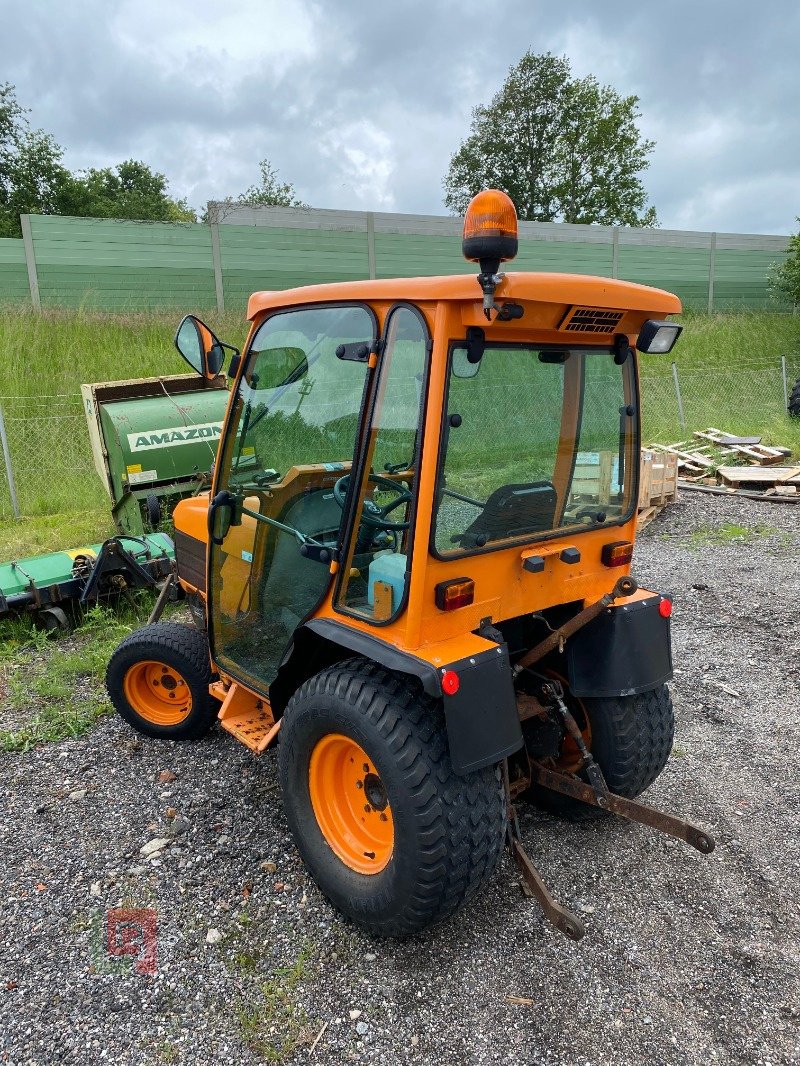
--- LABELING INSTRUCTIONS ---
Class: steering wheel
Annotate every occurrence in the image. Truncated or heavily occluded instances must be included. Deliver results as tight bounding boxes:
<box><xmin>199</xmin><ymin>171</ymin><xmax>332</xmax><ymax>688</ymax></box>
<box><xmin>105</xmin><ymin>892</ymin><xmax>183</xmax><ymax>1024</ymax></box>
<box><xmin>333</xmin><ymin>473</ymin><xmax>412</xmax><ymax>530</ymax></box>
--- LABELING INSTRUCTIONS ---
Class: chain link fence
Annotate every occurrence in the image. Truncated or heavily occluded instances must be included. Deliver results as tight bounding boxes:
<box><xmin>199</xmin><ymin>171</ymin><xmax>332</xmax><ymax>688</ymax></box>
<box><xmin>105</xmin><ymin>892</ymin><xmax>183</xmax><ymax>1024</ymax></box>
<box><xmin>640</xmin><ymin>357</ymin><xmax>800</xmax><ymax>444</ymax></box>
<box><xmin>0</xmin><ymin>396</ymin><xmax>104</xmax><ymax>521</ymax></box>
<box><xmin>1</xmin><ymin>358</ymin><xmax>799</xmax><ymax>523</ymax></box>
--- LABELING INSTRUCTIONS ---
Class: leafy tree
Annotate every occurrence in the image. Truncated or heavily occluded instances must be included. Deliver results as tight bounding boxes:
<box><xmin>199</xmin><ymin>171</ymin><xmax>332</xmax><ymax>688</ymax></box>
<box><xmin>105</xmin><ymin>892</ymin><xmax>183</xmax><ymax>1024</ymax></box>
<box><xmin>0</xmin><ymin>83</ymin><xmax>69</xmax><ymax>237</ymax></box>
<box><xmin>444</xmin><ymin>53</ymin><xmax>658</xmax><ymax>227</ymax></box>
<box><xmin>57</xmin><ymin>159</ymin><xmax>196</xmax><ymax>222</ymax></box>
<box><xmin>768</xmin><ymin>220</ymin><xmax>800</xmax><ymax>306</ymax></box>
<box><xmin>208</xmin><ymin>159</ymin><xmax>307</xmax><ymax>221</ymax></box>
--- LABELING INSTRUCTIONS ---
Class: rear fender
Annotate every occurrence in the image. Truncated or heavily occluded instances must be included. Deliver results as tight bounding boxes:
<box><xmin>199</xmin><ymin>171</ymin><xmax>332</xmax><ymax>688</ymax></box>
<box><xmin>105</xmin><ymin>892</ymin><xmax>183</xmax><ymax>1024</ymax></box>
<box><xmin>566</xmin><ymin>589</ymin><xmax>673</xmax><ymax>698</ymax></box>
<box><xmin>271</xmin><ymin>619</ymin><xmax>523</xmax><ymax>776</ymax></box>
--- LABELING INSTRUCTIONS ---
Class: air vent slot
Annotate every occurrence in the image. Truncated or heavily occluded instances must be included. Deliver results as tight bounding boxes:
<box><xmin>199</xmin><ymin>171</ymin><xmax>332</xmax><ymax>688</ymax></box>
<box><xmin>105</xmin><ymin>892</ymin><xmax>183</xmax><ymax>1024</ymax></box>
<box><xmin>560</xmin><ymin>307</ymin><xmax>624</xmax><ymax>334</ymax></box>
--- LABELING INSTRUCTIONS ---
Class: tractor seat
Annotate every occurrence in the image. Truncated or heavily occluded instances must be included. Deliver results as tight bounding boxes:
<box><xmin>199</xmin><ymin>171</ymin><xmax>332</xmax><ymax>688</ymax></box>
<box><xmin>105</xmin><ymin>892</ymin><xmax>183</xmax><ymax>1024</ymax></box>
<box><xmin>458</xmin><ymin>481</ymin><xmax>557</xmax><ymax>547</ymax></box>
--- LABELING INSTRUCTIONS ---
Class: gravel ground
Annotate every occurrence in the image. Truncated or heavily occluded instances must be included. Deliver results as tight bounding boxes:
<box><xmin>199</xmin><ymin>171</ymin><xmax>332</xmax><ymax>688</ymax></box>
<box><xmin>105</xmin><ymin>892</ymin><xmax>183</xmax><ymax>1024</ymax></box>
<box><xmin>1</xmin><ymin>492</ymin><xmax>798</xmax><ymax>1066</ymax></box>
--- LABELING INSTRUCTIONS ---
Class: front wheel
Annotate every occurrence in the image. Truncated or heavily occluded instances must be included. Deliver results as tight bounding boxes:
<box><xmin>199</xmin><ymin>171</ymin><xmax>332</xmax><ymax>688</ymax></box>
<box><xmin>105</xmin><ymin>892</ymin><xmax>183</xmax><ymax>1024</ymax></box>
<box><xmin>278</xmin><ymin>658</ymin><xmax>507</xmax><ymax>937</ymax></box>
<box><xmin>106</xmin><ymin>621</ymin><xmax>218</xmax><ymax>740</ymax></box>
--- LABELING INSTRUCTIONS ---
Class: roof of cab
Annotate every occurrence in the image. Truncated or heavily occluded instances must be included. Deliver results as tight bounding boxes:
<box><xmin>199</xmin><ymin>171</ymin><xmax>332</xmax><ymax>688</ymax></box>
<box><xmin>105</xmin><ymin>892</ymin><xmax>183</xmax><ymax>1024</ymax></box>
<box><xmin>246</xmin><ymin>272</ymin><xmax>681</xmax><ymax>320</ymax></box>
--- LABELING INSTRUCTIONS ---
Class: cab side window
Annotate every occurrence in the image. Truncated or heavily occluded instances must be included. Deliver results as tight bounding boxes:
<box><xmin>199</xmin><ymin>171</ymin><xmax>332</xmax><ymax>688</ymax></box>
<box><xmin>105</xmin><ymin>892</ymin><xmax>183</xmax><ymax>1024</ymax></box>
<box><xmin>336</xmin><ymin>306</ymin><xmax>428</xmax><ymax>622</ymax></box>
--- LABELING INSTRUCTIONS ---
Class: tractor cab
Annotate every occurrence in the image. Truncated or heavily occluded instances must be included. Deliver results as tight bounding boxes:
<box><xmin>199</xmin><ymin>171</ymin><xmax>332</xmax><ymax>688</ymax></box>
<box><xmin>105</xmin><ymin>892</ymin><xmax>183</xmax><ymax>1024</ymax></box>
<box><xmin>107</xmin><ymin>191</ymin><xmax>712</xmax><ymax>942</ymax></box>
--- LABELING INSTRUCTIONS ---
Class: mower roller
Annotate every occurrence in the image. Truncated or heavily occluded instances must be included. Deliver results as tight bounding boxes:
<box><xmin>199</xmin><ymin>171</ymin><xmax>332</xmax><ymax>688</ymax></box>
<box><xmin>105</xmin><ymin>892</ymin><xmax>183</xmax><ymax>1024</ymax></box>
<box><xmin>105</xmin><ymin>188</ymin><xmax>716</xmax><ymax>939</ymax></box>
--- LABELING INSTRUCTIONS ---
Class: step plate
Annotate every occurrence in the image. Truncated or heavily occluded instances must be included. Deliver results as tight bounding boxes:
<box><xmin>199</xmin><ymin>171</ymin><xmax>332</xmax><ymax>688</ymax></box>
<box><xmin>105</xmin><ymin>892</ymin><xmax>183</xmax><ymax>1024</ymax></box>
<box><xmin>219</xmin><ymin>707</ymin><xmax>275</xmax><ymax>752</ymax></box>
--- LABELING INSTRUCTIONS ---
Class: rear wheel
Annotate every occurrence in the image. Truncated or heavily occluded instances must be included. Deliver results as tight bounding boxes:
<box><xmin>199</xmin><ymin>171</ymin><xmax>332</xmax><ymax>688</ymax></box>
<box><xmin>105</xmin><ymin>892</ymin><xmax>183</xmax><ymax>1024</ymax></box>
<box><xmin>586</xmin><ymin>685</ymin><xmax>675</xmax><ymax>798</ymax></box>
<box><xmin>106</xmin><ymin>621</ymin><xmax>218</xmax><ymax>739</ymax></box>
<box><xmin>529</xmin><ymin>684</ymin><xmax>675</xmax><ymax>815</ymax></box>
<box><xmin>278</xmin><ymin>658</ymin><xmax>507</xmax><ymax>937</ymax></box>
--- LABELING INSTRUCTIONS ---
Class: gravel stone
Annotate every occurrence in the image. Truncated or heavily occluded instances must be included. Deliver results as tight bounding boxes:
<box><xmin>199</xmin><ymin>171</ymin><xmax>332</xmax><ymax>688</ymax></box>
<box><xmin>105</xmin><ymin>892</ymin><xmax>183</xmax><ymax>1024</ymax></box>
<box><xmin>0</xmin><ymin>493</ymin><xmax>798</xmax><ymax>1064</ymax></box>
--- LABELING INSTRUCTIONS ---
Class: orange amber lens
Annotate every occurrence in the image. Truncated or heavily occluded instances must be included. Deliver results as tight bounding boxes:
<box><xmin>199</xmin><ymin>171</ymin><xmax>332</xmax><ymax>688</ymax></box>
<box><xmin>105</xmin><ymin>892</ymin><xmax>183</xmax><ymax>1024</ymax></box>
<box><xmin>463</xmin><ymin>189</ymin><xmax>518</xmax><ymax>240</ymax></box>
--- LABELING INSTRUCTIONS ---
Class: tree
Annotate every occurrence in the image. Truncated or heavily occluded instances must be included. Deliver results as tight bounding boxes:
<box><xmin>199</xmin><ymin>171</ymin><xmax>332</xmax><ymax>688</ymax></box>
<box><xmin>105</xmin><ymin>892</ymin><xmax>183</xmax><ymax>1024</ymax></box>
<box><xmin>208</xmin><ymin>159</ymin><xmax>307</xmax><ymax>221</ymax></box>
<box><xmin>0</xmin><ymin>83</ymin><xmax>70</xmax><ymax>237</ymax></box>
<box><xmin>443</xmin><ymin>53</ymin><xmax>658</xmax><ymax>227</ymax></box>
<box><xmin>57</xmin><ymin>159</ymin><xmax>196</xmax><ymax>222</ymax></box>
<box><xmin>768</xmin><ymin>220</ymin><xmax>800</xmax><ymax>306</ymax></box>
<box><xmin>237</xmin><ymin>159</ymin><xmax>307</xmax><ymax>208</ymax></box>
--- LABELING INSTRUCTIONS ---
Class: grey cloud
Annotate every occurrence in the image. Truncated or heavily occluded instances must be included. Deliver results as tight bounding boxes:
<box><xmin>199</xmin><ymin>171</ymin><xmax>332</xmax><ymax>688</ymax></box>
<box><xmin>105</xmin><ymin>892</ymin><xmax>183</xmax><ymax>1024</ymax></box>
<box><xmin>3</xmin><ymin>0</ymin><xmax>799</xmax><ymax>233</ymax></box>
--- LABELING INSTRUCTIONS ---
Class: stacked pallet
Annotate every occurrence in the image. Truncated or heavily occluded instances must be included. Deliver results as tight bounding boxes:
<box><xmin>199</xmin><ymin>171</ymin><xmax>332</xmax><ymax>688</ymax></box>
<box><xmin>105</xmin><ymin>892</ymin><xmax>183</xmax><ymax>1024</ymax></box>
<box><xmin>638</xmin><ymin>450</ymin><xmax>678</xmax><ymax>529</ymax></box>
<box><xmin>649</xmin><ymin>428</ymin><xmax>798</xmax><ymax>495</ymax></box>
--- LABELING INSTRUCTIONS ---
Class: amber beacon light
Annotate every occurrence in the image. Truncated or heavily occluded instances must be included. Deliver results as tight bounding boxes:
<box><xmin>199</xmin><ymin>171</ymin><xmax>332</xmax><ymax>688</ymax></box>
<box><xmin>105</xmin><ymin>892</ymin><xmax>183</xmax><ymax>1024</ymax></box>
<box><xmin>462</xmin><ymin>190</ymin><xmax>518</xmax><ymax>264</ymax></box>
<box><xmin>462</xmin><ymin>190</ymin><xmax>519</xmax><ymax>318</ymax></box>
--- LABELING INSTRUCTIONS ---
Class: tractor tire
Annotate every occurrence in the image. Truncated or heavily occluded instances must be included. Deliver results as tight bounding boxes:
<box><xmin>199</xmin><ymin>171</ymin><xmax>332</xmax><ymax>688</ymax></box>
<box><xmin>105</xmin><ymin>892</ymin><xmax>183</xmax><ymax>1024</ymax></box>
<box><xmin>789</xmin><ymin>377</ymin><xmax>800</xmax><ymax>417</ymax></box>
<box><xmin>585</xmin><ymin>684</ymin><xmax>675</xmax><ymax>798</ymax></box>
<box><xmin>530</xmin><ymin>684</ymin><xmax>675</xmax><ymax>816</ymax></box>
<box><xmin>106</xmin><ymin>621</ymin><xmax>218</xmax><ymax>740</ymax></box>
<box><xmin>278</xmin><ymin>658</ymin><xmax>507</xmax><ymax>937</ymax></box>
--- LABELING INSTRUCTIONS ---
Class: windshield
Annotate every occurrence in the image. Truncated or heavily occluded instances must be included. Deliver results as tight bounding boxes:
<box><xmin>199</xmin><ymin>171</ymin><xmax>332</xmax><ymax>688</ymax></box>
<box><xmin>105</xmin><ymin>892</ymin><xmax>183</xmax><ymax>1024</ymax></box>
<box><xmin>433</xmin><ymin>343</ymin><xmax>638</xmax><ymax>555</ymax></box>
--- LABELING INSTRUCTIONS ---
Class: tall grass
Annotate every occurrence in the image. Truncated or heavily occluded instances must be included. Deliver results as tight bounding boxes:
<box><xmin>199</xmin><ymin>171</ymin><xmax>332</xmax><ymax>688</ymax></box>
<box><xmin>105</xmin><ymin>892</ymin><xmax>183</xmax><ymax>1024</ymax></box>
<box><xmin>0</xmin><ymin>307</ymin><xmax>798</xmax><ymax>555</ymax></box>
<box><xmin>0</xmin><ymin>306</ymin><xmax>248</xmax><ymax>405</ymax></box>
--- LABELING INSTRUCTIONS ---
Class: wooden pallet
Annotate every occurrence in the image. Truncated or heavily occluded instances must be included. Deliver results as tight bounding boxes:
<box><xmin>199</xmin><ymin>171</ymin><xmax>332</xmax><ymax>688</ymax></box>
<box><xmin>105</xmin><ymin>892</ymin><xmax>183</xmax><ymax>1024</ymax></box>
<box><xmin>639</xmin><ymin>449</ymin><xmax>678</xmax><ymax>507</ymax></box>
<box><xmin>693</xmin><ymin>428</ymin><xmax>792</xmax><ymax>466</ymax></box>
<box><xmin>717</xmin><ymin>465</ymin><xmax>800</xmax><ymax>488</ymax></box>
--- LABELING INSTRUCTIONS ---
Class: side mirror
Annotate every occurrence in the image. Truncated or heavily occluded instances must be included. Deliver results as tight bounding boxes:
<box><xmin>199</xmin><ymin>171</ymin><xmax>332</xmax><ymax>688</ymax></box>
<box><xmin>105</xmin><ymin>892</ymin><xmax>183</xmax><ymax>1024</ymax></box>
<box><xmin>175</xmin><ymin>315</ymin><xmax>229</xmax><ymax>380</ymax></box>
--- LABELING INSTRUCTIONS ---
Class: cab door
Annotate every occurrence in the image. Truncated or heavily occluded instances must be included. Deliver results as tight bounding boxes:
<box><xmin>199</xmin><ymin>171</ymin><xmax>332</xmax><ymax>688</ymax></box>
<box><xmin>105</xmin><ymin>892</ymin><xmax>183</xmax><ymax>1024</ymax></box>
<box><xmin>207</xmin><ymin>304</ymin><xmax>377</xmax><ymax>691</ymax></box>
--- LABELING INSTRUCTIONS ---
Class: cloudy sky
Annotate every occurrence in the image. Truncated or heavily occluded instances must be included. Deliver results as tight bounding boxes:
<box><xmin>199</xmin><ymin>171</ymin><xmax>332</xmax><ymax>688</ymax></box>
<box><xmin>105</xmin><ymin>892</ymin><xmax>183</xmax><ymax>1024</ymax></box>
<box><xmin>3</xmin><ymin>0</ymin><xmax>799</xmax><ymax>234</ymax></box>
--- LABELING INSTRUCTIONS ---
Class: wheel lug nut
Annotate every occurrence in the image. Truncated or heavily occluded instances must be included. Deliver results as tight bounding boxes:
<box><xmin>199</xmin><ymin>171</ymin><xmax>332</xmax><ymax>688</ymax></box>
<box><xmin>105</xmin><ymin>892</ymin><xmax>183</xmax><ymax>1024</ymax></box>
<box><xmin>356</xmin><ymin>781</ymin><xmax>363</xmax><ymax>789</ymax></box>
<box><xmin>364</xmin><ymin>804</ymin><xmax>371</xmax><ymax>813</ymax></box>
<box><xmin>363</xmin><ymin>764</ymin><xmax>369</xmax><ymax>773</ymax></box>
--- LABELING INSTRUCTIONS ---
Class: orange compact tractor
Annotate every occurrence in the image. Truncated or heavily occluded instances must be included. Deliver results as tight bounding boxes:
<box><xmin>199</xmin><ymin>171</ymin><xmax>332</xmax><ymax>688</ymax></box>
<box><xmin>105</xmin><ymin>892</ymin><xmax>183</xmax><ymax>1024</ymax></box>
<box><xmin>107</xmin><ymin>191</ymin><xmax>714</xmax><ymax>939</ymax></box>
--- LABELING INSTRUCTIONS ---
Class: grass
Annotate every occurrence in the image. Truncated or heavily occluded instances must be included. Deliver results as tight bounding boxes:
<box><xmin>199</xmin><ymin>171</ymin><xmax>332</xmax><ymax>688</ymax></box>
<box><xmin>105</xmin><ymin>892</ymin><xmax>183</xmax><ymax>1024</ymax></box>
<box><xmin>0</xmin><ymin>306</ymin><xmax>798</xmax><ymax>551</ymax></box>
<box><xmin>0</xmin><ymin>598</ymin><xmax>151</xmax><ymax>752</ymax></box>
<box><xmin>234</xmin><ymin>945</ymin><xmax>317</xmax><ymax>1062</ymax></box>
<box><xmin>685</xmin><ymin>521</ymin><xmax>780</xmax><ymax>548</ymax></box>
<box><xmin>0</xmin><ymin>509</ymin><xmax>112</xmax><ymax>559</ymax></box>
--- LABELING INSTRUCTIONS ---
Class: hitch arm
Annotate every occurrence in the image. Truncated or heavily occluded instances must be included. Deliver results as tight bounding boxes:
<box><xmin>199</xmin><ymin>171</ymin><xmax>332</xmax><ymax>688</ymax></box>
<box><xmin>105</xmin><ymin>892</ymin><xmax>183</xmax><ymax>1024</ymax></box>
<box><xmin>530</xmin><ymin>763</ymin><xmax>716</xmax><ymax>855</ymax></box>
<box><xmin>502</xmin><ymin>762</ymin><xmax>586</xmax><ymax>941</ymax></box>
<box><xmin>513</xmin><ymin>574</ymin><xmax>638</xmax><ymax>677</ymax></box>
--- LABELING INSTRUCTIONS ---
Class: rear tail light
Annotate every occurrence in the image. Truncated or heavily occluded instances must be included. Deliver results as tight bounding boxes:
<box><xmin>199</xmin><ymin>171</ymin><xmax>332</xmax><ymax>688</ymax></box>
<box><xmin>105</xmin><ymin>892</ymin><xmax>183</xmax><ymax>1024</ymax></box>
<box><xmin>601</xmin><ymin>541</ymin><xmax>634</xmax><ymax>568</ymax></box>
<box><xmin>435</xmin><ymin>577</ymin><xmax>475</xmax><ymax>611</ymax></box>
<box><xmin>659</xmin><ymin>597</ymin><xmax>673</xmax><ymax>618</ymax></box>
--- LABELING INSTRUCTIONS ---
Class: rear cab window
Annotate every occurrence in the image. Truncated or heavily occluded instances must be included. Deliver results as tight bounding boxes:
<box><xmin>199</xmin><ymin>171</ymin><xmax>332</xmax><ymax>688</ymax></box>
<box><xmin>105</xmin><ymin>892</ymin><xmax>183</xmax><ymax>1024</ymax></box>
<box><xmin>433</xmin><ymin>342</ymin><xmax>638</xmax><ymax>556</ymax></box>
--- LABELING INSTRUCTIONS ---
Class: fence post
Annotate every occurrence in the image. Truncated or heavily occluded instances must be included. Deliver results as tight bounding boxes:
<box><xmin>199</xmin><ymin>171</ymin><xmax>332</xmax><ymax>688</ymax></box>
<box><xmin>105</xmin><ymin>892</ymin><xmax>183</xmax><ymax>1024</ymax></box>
<box><xmin>366</xmin><ymin>212</ymin><xmax>376</xmax><ymax>280</ymax></box>
<box><xmin>209</xmin><ymin>221</ymin><xmax>225</xmax><ymax>313</ymax></box>
<box><xmin>781</xmin><ymin>355</ymin><xmax>789</xmax><ymax>409</ymax></box>
<box><xmin>707</xmin><ymin>232</ymin><xmax>716</xmax><ymax>314</ymax></box>
<box><xmin>20</xmin><ymin>214</ymin><xmax>41</xmax><ymax>311</ymax></box>
<box><xmin>671</xmin><ymin>362</ymin><xmax>686</xmax><ymax>431</ymax></box>
<box><xmin>0</xmin><ymin>406</ymin><xmax>21</xmax><ymax>519</ymax></box>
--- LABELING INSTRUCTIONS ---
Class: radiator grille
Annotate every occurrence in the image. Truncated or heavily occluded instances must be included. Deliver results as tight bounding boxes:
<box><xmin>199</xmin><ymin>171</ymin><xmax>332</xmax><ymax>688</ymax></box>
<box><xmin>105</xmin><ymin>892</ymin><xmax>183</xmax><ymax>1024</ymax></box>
<box><xmin>174</xmin><ymin>530</ymin><xmax>206</xmax><ymax>593</ymax></box>
<box><xmin>561</xmin><ymin>307</ymin><xmax>624</xmax><ymax>333</ymax></box>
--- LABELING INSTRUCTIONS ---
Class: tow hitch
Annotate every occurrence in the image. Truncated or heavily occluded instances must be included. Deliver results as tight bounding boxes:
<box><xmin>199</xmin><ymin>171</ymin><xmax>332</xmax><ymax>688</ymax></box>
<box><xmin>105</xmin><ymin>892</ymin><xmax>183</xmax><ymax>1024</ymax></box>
<box><xmin>506</xmin><ymin>719</ymin><xmax>715</xmax><ymax>940</ymax></box>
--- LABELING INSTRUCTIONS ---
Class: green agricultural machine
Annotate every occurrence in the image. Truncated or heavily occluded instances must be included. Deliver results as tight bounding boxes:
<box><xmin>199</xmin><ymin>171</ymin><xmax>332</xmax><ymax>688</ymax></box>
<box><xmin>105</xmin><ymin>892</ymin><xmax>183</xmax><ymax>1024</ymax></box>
<box><xmin>1</xmin><ymin>368</ymin><xmax>229</xmax><ymax>630</ymax></box>
<box><xmin>82</xmin><ymin>371</ymin><xmax>229</xmax><ymax>535</ymax></box>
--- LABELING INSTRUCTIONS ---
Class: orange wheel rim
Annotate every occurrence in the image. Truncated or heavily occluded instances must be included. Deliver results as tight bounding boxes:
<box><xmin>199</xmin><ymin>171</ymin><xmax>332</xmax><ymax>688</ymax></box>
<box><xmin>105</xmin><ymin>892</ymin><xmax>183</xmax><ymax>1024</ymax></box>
<box><xmin>123</xmin><ymin>660</ymin><xmax>192</xmax><ymax>726</ymax></box>
<box><xmin>308</xmin><ymin>734</ymin><xmax>394</xmax><ymax>875</ymax></box>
